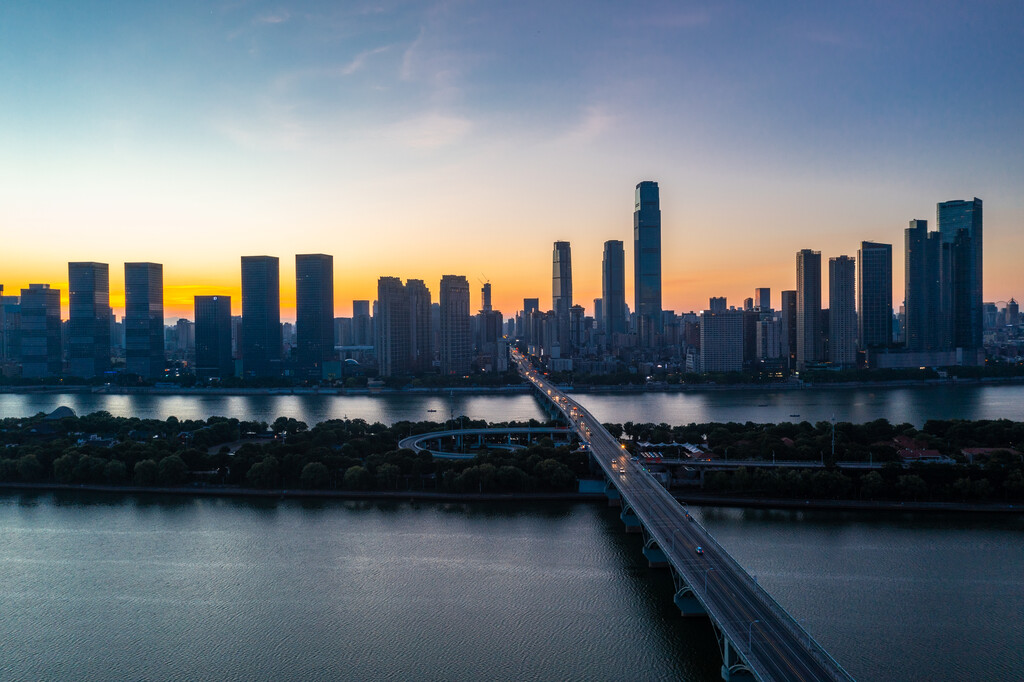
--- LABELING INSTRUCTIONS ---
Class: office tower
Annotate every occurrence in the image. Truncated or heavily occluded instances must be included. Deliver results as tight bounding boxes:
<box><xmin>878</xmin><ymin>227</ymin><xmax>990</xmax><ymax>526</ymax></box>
<box><xmin>755</xmin><ymin>288</ymin><xmax>771</xmax><ymax>311</ymax></box>
<box><xmin>194</xmin><ymin>295</ymin><xmax>233</xmax><ymax>379</ymax></box>
<box><xmin>743</xmin><ymin>297</ymin><xmax>754</xmax><ymax>311</ymax></box>
<box><xmin>857</xmin><ymin>242</ymin><xmax>892</xmax><ymax>350</ymax></box>
<box><xmin>905</xmin><ymin>219</ymin><xmax>953</xmax><ymax>353</ymax></box>
<box><xmin>241</xmin><ymin>256</ymin><xmax>281</xmax><ymax>378</ymax></box>
<box><xmin>569</xmin><ymin>304</ymin><xmax>585</xmax><ymax>350</ymax></box>
<box><xmin>67</xmin><ymin>262</ymin><xmax>111</xmax><ymax>378</ymax></box>
<box><xmin>295</xmin><ymin>254</ymin><xmax>334</xmax><ymax>380</ymax></box>
<box><xmin>709</xmin><ymin>296</ymin><xmax>727</xmax><ymax>313</ymax></box>
<box><xmin>125</xmin><ymin>262</ymin><xmax>164</xmax><ymax>378</ymax></box>
<box><xmin>829</xmin><ymin>255</ymin><xmax>857</xmax><ymax>366</ymax></box>
<box><xmin>173</xmin><ymin>319</ymin><xmax>195</xmax><ymax>359</ymax></box>
<box><xmin>481</xmin><ymin>283</ymin><xmax>492</xmax><ymax>312</ymax></box>
<box><xmin>440</xmin><ymin>275</ymin><xmax>471</xmax><ymax>375</ymax></box>
<box><xmin>407</xmin><ymin>279</ymin><xmax>433</xmax><ymax>372</ymax></box>
<box><xmin>1009</xmin><ymin>299</ymin><xmax>1020</xmax><ymax>326</ymax></box>
<box><xmin>781</xmin><ymin>290</ymin><xmax>797</xmax><ymax>370</ymax></box>
<box><xmin>756</xmin><ymin>317</ymin><xmax>782</xmax><ymax>360</ymax></box>
<box><xmin>633</xmin><ymin>180</ymin><xmax>663</xmax><ymax>335</ymax></box>
<box><xmin>523</xmin><ymin>298</ymin><xmax>539</xmax><ymax>314</ymax></box>
<box><xmin>593</xmin><ymin>298</ymin><xmax>604</xmax><ymax>334</ymax></box>
<box><xmin>601</xmin><ymin>240</ymin><xmax>626</xmax><ymax>340</ymax></box>
<box><xmin>375</xmin><ymin>277</ymin><xmax>410</xmax><ymax>376</ymax></box>
<box><xmin>552</xmin><ymin>241</ymin><xmax>573</xmax><ymax>351</ymax></box>
<box><xmin>20</xmin><ymin>284</ymin><xmax>61</xmax><ymax>377</ymax></box>
<box><xmin>795</xmin><ymin>250</ymin><xmax>822</xmax><ymax>371</ymax></box>
<box><xmin>700</xmin><ymin>307</ymin><xmax>743</xmax><ymax>373</ymax></box>
<box><xmin>352</xmin><ymin>300</ymin><xmax>372</xmax><ymax>346</ymax></box>
<box><xmin>742</xmin><ymin>309</ymin><xmax>759</xmax><ymax>367</ymax></box>
<box><xmin>938</xmin><ymin>198</ymin><xmax>983</xmax><ymax>351</ymax></box>
<box><xmin>0</xmin><ymin>287</ymin><xmax>20</xmax><ymax>364</ymax></box>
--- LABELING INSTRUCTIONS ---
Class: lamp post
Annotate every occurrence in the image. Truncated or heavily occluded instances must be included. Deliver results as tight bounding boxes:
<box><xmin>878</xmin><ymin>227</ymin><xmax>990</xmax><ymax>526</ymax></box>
<box><xmin>704</xmin><ymin>566</ymin><xmax>715</xmax><ymax>594</ymax></box>
<box><xmin>748</xmin><ymin>619</ymin><xmax>760</xmax><ymax>652</ymax></box>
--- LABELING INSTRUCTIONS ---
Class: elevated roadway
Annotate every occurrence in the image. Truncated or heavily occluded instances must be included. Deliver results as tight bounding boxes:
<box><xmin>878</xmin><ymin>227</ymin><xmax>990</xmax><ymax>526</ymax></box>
<box><xmin>512</xmin><ymin>349</ymin><xmax>855</xmax><ymax>682</ymax></box>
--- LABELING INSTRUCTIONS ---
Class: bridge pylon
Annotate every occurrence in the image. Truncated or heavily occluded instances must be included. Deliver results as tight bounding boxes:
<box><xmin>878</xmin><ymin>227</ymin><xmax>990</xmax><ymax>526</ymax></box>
<box><xmin>716</xmin><ymin>629</ymin><xmax>755</xmax><ymax>681</ymax></box>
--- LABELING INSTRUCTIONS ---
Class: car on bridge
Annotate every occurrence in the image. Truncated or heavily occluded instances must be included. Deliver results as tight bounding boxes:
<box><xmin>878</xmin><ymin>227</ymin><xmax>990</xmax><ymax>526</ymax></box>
<box><xmin>695</xmin><ymin>546</ymin><xmax>704</xmax><ymax>555</ymax></box>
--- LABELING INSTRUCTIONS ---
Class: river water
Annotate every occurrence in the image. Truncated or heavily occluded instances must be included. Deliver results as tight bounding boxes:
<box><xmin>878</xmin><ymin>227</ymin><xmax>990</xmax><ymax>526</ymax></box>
<box><xmin>2</xmin><ymin>382</ymin><xmax>1024</xmax><ymax>426</ymax></box>
<box><xmin>0</xmin><ymin>493</ymin><xmax>1021</xmax><ymax>682</ymax></box>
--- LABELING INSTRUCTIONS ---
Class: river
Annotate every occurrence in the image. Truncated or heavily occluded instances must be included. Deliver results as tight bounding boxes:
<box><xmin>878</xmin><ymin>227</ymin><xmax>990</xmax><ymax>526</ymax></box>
<box><xmin>1</xmin><ymin>493</ymin><xmax>1021</xmax><ymax>681</ymax></box>
<box><xmin>2</xmin><ymin>382</ymin><xmax>1024</xmax><ymax>426</ymax></box>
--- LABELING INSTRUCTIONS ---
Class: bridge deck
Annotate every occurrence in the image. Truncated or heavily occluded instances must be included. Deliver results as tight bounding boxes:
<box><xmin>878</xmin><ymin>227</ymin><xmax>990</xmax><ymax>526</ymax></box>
<box><xmin>512</xmin><ymin>350</ymin><xmax>854</xmax><ymax>682</ymax></box>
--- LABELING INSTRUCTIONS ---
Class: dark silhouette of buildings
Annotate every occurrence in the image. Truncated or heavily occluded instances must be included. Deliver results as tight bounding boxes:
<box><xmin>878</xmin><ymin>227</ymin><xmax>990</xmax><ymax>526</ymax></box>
<box><xmin>795</xmin><ymin>250</ymin><xmax>822</xmax><ymax>371</ymax></box>
<box><xmin>295</xmin><ymin>254</ymin><xmax>334</xmax><ymax>380</ymax></box>
<box><xmin>634</xmin><ymin>180</ymin><xmax>663</xmax><ymax>338</ymax></box>
<box><xmin>857</xmin><ymin>241</ymin><xmax>893</xmax><ymax>350</ymax></box>
<box><xmin>602</xmin><ymin>239</ymin><xmax>626</xmax><ymax>340</ymax></box>
<box><xmin>241</xmin><ymin>256</ymin><xmax>281</xmax><ymax>378</ymax></box>
<box><xmin>440</xmin><ymin>275</ymin><xmax>471</xmax><ymax>375</ymax></box>
<box><xmin>68</xmin><ymin>262</ymin><xmax>110</xmax><ymax>378</ymax></box>
<box><xmin>125</xmin><ymin>262</ymin><xmax>164</xmax><ymax>378</ymax></box>
<box><xmin>552</xmin><ymin>241</ymin><xmax>573</xmax><ymax>353</ymax></box>
<box><xmin>194</xmin><ymin>295</ymin><xmax>233</xmax><ymax>379</ymax></box>
<box><xmin>20</xmin><ymin>284</ymin><xmax>61</xmax><ymax>378</ymax></box>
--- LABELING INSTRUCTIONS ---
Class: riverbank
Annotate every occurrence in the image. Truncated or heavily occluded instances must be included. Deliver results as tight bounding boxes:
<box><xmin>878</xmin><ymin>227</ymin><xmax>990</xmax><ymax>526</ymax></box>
<box><xmin>3</xmin><ymin>481</ymin><xmax>1021</xmax><ymax>515</ymax></box>
<box><xmin>3</xmin><ymin>373</ymin><xmax>1024</xmax><ymax>397</ymax></box>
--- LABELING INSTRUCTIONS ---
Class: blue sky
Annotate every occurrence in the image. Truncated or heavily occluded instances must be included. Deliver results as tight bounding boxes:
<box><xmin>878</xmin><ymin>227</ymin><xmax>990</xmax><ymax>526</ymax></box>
<box><xmin>1</xmin><ymin>0</ymin><xmax>1022</xmax><ymax>316</ymax></box>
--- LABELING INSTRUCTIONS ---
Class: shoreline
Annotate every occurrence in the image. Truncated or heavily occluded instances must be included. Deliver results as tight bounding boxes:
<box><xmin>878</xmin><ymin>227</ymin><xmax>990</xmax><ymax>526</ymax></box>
<box><xmin>2</xmin><ymin>481</ymin><xmax>1020</xmax><ymax>514</ymax></box>
<box><xmin>2</xmin><ymin>374</ymin><xmax>1023</xmax><ymax>397</ymax></box>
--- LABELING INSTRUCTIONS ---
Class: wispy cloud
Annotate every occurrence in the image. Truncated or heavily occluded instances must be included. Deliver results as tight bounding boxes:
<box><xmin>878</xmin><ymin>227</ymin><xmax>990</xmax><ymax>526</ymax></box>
<box><xmin>255</xmin><ymin>10</ymin><xmax>290</xmax><ymax>25</ymax></box>
<box><xmin>561</xmin><ymin>106</ymin><xmax>615</xmax><ymax>144</ymax></box>
<box><xmin>384</xmin><ymin>112</ymin><xmax>472</xmax><ymax>149</ymax></box>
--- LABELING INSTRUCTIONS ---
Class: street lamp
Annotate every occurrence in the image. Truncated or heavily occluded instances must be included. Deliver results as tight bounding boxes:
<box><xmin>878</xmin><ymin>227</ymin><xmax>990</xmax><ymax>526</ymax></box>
<box><xmin>748</xmin><ymin>619</ymin><xmax>760</xmax><ymax>652</ymax></box>
<box><xmin>704</xmin><ymin>566</ymin><xmax>715</xmax><ymax>594</ymax></box>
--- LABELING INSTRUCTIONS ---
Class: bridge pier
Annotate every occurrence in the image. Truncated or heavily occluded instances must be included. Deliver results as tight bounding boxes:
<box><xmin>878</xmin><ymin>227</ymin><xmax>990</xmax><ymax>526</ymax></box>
<box><xmin>603</xmin><ymin>479</ymin><xmax>621</xmax><ymax>507</ymax></box>
<box><xmin>718</xmin><ymin>635</ymin><xmax>755</xmax><ymax>682</ymax></box>
<box><xmin>642</xmin><ymin>538</ymin><xmax>668</xmax><ymax>568</ymax></box>
<box><xmin>670</xmin><ymin>569</ymin><xmax>708</xmax><ymax>617</ymax></box>
<box><xmin>619</xmin><ymin>504</ymin><xmax>642</xmax><ymax>533</ymax></box>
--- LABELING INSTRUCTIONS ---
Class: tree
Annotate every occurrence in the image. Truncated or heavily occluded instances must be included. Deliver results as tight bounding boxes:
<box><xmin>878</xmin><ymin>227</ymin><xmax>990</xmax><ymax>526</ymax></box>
<box><xmin>859</xmin><ymin>471</ymin><xmax>885</xmax><ymax>499</ymax></box>
<box><xmin>53</xmin><ymin>454</ymin><xmax>78</xmax><ymax>484</ymax></box>
<box><xmin>896</xmin><ymin>475</ymin><xmax>927</xmax><ymax>501</ymax></box>
<box><xmin>376</xmin><ymin>463</ymin><xmax>401</xmax><ymax>490</ymax></box>
<box><xmin>300</xmin><ymin>462</ymin><xmax>330</xmax><ymax>489</ymax></box>
<box><xmin>344</xmin><ymin>465</ymin><xmax>371</xmax><ymax>490</ymax></box>
<box><xmin>16</xmin><ymin>455</ymin><xmax>44</xmax><ymax>482</ymax></box>
<box><xmin>246</xmin><ymin>456</ymin><xmax>280</xmax><ymax>489</ymax></box>
<box><xmin>134</xmin><ymin>459</ymin><xmax>158</xmax><ymax>486</ymax></box>
<box><xmin>158</xmin><ymin>455</ymin><xmax>189</xmax><ymax>486</ymax></box>
<box><xmin>104</xmin><ymin>460</ymin><xmax>127</xmax><ymax>485</ymax></box>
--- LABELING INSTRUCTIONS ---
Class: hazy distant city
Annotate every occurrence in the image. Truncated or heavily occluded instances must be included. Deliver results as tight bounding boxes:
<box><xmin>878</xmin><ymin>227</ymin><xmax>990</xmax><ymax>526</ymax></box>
<box><xmin>0</xmin><ymin>184</ymin><xmax>1018</xmax><ymax>387</ymax></box>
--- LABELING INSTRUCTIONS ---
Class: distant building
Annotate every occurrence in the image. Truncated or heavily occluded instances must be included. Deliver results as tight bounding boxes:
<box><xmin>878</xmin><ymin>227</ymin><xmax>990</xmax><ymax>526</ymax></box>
<box><xmin>601</xmin><ymin>239</ymin><xmax>626</xmax><ymax>342</ymax></box>
<box><xmin>795</xmin><ymin>249</ymin><xmax>822</xmax><ymax>371</ymax></box>
<box><xmin>375</xmin><ymin>277</ymin><xmax>411</xmax><ymax>377</ymax></box>
<box><xmin>754</xmin><ymin>287</ymin><xmax>771</xmax><ymax>311</ymax></box>
<box><xmin>295</xmin><ymin>254</ymin><xmax>334</xmax><ymax>380</ymax></box>
<box><xmin>241</xmin><ymin>256</ymin><xmax>281</xmax><ymax>378</ymax></box>
<box><xmin>0</xmin><ymin>287</ymin><xmax>20</xmax><ymax>365</ymax></box>
<box><xmin>552</xmin><ymin>241</ymin><xmax>573</xmax><ymax>351</ymax></box>
<box><xmin>857</xmin><ymin>241</ymin><xmax>893</xmax><ymax>350</ymax></box>
<box><xmin>700</xmin><ymin>308</ymin><xmax>743</xmax><ymax>373</ymax></box>
<box><xmin>67</xmin><ymin>262</ymin><xmax>111</xmax><ymax>378</ymax></box>
<box><xmin>194</xmin><ymin>295</ymin><xmax>233</xmax><ymax>379</ymax></box>
<box><xmin>20</xmin><ymin>284</ymin><xmax>61</xmax><ymax>378</ymax></box>
<box><xmin>938</xmin><ymin>198</ymin><xmax>983</xmax><ymax>353</ymax></box>
<box><xmin>634</xmin><ymin>180</ymin><xmax>663</xmax><ymax>337</ymax></box>
<box><xmin>829</xmin><ymin>255</ymin><xmax>857</xmax><ymax>366</ymax></box>
<box><xmin>407</xmin><ymin>279</ymin><xmax>433</xmax><ymax>373</ymax></box>
<box><xmin>440</xmin><ymin>275</ymin><xmax>471</xmax><ymax>375</ymax></box>
<box><xmin>352</xmin><ymin>300</ymin><xmax>372</xmax><ymax>346</ymax></box>
<box><xmin>125</xmin><ymin>262</ymin><xmax>164</xmax><ymax>378</ymax></box>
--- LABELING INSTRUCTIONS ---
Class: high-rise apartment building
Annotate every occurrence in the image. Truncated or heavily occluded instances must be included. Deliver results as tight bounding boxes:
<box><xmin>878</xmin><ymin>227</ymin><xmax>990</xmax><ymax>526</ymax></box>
<box><xmin>829</xmin><ymin>255</ymin><xmax>857</xmax><ymax>366</ymax></box>
<box><xmin>480</xmin><ymin>283</ymin><xmax>492</xmax><ymax>312</ymax></box>
<box><xmin>0</xmin><ymin>287</ymin><xmax>20</xmax><ymax>364</ymax></box>
<box><xmin>125</xmin><ymin>262</ymin><xmax>164</xmax><ymax>378</ymax></box>
<box><xmin>780</xmin><ymin>290</ymin><xmax>797</xmax><ymax>370</ymax></box>
<box><xmin>700</xmin><ymin>307</ymin><xmax>743</xmax><ymax>373</ymax></box>
<box><xmin>20</xmin><ymin>284</ymin><xmax>61</xmax><ymax>378</ymax></box>
<box><xmin>241</xmin><ymin>256</ymin><xmax>281</xmax><ymax>378</ymax></box>
<box><xmin>754</xmin><ymin>288</ymin><xmax>771</xmax><ymax>311</ymax></box>
<box><xmin>440</xmin><ymin>275</ymin><xmax>471</xmax><ymax>375</ymax></box>
<box><xmin>68</xmin><ymin>262</ymin><xmax>111</xmax><ymax>378</ymax></box>
<box><xmin>795</xmin><ymin>249</ymin><xmax>822</xmax><ymax>371</ymax></box>
<box><xmin>194</xmin><ymin>295</ymin><xmax>233</xmax><ymax>379</ymax></box>
<box><xmin>857</xmin><ymin>241</ymin><xmax>892</xmax><ymax>350</ymax></box>
<box><xmin>552</xmin><ymin>241</ymin><xmax>573</xmax><ymax>352</ymax></box>
<box><xmin>633</xmin><ymin>180</ymin><xmax>663</xmax><ymax>336</ymax></box>
<box><xmin>937</xmin><ymin>198</ymin><xmax>983</xmax><ymax>351</ymax></box>
<box><xmin>375</xmin><ymin>277</ymin><xmax>410</xmax><ymax>376</ymax></box>
<box><xmin>407</xmin><ymin>279</ymin><xmax>433</xmax><ymax>373</ymax></box>
<box><xmin>602</xmin><ymin>240</ymin><xmax>626</xmax><ymax>339</ymax></box>
<box><xmin>295</xmin><ymin>254</ymin><xmax>334</xmax><ymax>380</ymax></box>
<box><xmin>352</xmin><ymin>300</ymin><xmax>372</xmax><ymax>346</ymax></box>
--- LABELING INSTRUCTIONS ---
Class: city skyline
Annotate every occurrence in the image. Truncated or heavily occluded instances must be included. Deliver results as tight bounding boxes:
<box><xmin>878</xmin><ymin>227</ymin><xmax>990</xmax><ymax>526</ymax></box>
<box><xmin>1</xmin><ymin>2</ymin><xmax>1023</xmax><ymax>318</ymax></box>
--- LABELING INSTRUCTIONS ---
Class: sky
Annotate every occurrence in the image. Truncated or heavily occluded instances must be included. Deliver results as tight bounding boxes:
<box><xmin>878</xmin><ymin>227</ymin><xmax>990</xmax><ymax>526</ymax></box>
<box><xmin>1</xmin><ymin>0</ymin><xmax>1022</xmax><ymax>321</ymax></box>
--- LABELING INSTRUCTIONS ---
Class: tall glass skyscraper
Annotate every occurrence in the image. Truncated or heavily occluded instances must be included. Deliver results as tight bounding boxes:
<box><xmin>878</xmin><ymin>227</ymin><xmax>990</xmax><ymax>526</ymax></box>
<box><xmin>125</xmin><ymin>262</ymin><xmax>164</xmax><ymax>378</ymax></box>
<box><xmin>937</xmin><ymin>197</ymin><xmax>983</xmax><ymax>351</ymax></box>
<box><xmin>633</xmin><ymin>180</ymin><xmax>662</xmax><ymax>336</ymax></box>
<box><xmin>552</xmin><ymin>241</ymin><xmax>572</xmax><ymax>352</ymax></box>
<box><xmin>828</xmin><ymin>255</ymin><xmax>857</xmax><ymax>366</ymax></box>
<box><xmin>795</xmin><ymin>249</ymin><xmax>822</xmax><ymax>371</ymax></box>
<box><xmin>68</xmin><ymin>261</ymin><xmax>111</xmax><ymax>378</ymax></box>
<box><xmin>194</xmin><ymin>295</ymin><xmax>233</xmax><ymax>379</ymax></box>
<box><xmin>602</xmin><ymin>240</ymin><xmax>626</xmax><ymax>340</ymax></box>
<box><xmin>241</xmin><ymin>256</ymin><xmax>281</xmax><ymax>378</ymax></box>
<box><xmin>295</xmin><ymin>254</ymin><xmax>334</xmax><ymax>381</ymax></box>
<box><xmin>20</xmin><ymin>284</ymin><xmax>61</xmax><ymax>378</ymax></box>
<box><xmin>857</xmin><ymin>241</ymin><xmax>892</xmax><ymax>350</ymax></box>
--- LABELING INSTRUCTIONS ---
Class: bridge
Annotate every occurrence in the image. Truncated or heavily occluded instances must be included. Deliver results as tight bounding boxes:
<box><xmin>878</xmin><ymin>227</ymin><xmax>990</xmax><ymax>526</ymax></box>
<box><xmin>511</xmin><ymin>349</ymin><xmax>855</xmax><ymax>682</ymax></box>
<box><xmin>398</xmin><ymin>427</ymin><xmax>575</xmax><ymax>459</ymax></box>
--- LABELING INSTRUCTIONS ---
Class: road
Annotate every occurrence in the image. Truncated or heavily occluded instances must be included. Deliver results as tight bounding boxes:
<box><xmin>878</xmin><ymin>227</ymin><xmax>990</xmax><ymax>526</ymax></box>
<box><xmin>512</xmin><ymin>349</ymin><xmax>854</xmax><ymax>682</ymax></box>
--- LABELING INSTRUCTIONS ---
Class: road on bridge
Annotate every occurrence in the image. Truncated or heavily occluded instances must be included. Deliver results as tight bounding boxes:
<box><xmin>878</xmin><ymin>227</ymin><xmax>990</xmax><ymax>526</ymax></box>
<box><xmin>511</xmin><ymin>349</ymin><xmax>854</xmax><ymax>682</ymax></box>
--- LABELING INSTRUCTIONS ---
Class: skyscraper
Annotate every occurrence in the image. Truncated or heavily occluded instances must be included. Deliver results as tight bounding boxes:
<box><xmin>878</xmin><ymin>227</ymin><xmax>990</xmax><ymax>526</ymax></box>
<box><xmin>937</xmin><ymin>197</ymin><xmax>983</xmax><ymax>352</ymax></box>
<box><xmin>634</xmin><ymin>180</ymin><xmax>663</xmax><ymax>337</ymax></box>
<box><xmin>905</xmin><ymin>219</ymin><xmax>953</xmax><ymax>353</ymax></box>
<box><xmin>20</xmin><ymin>284</ymin><xmax>61</xmax><ymax>378</ymax></box>
<box><xmin>857</xmin><ymin>241</ymin><xmax>892</xmax><ymax>350</ymax></box>
<box><xmin>295</xmin><ymin>254</ymin><xmax>334</xmax><ymax>381</ymax></box>
<box><xmin>480</xmin><ymin>282</ymin><xmax>492</xmax><ymax>312</ymax></box>
<box><xmin>194</xmin><ymin>295</ymin><xmax>233</xmax><ymax>379</ymax></box>
<box><xmin>352</xmin><ymin>300</ymin><xmax>372</xmax><ymax>346</ymax></box>
<box><xmin>700</xmin><ymin>307</ymin><xmax>743</xmax><ymax>373</ymax></box>
<box><xmin>407</xmin><ymin>279</ymin><xmax>433</xmax><ymax>373</ymax></box>
<box><xmin>440</xmin><ymin>275</ymin><xmax>471</xmax><ymax>375</ymax></box>
<box><xmin>780</xmin><ymin>290</ymin><xmax>797</xmax><ymax>370</ymax></box>
<box><xmin>68</xmin><ymin>262</ymin><xmax>111</xmax><ymax>378</ymax></box>
<box><xmin>602</xmin><ymin>240</ymin><xmax>626</xmax><ymax>339</ymax></box>
<box><xmin>125</xmin><ymin>262</ymin><xmax>164</xmax><ymax>378</ymax></box>
<box><xmin>552</xmin><ymin>241</ymin><xmax>573</xmax><ymax>351</ymax></box>
<box><xmin>795</xmin><ymin>250</ymin><xmax>822</xmax><ymax>371</ymax></box>
<box><xmin>829</xmin><ymin>255</ymin><xmax>857</xmax><ymax>366</ymax></box>
<box><xmin>0</xmin><ymin>287</ymin><xmax>20</xmax><ymax>364</ymax></box>
<box><xmin>375</xmin><ymin>277</ymin><xmax>410</xmax><ymax>376</ymax></box>
<box><xmin>241</xmin><ymin>256</ymin><xmax>281</xmax><ymax>378</ymax></box>
<box><xmin>754</xmin><ymin>288</ymin><xmax>771</xmax><ymax>311</ymax></box>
